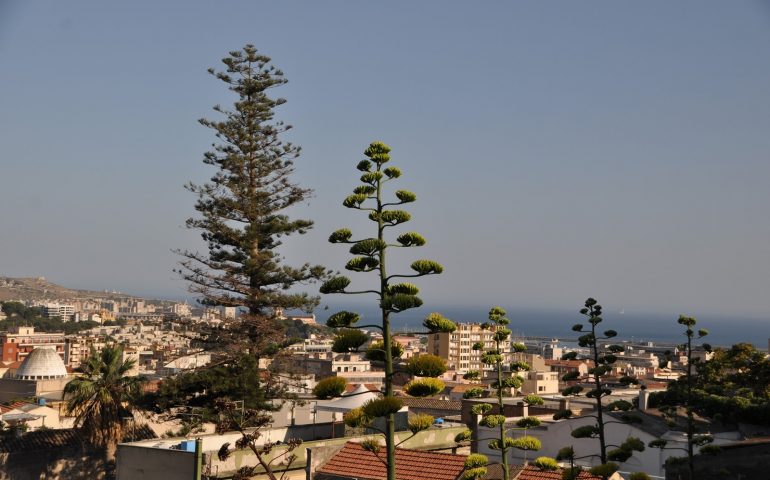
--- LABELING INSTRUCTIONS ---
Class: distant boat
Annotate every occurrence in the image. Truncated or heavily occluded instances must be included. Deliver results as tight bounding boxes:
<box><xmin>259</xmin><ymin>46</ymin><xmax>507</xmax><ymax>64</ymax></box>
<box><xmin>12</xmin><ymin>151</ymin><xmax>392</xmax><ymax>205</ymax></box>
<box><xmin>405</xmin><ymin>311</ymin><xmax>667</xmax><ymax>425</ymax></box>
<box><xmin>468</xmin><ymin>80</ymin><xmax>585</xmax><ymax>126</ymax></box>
<box><xmin>619</xmin><ymin>308</ymin><xmax>625</xmax><ymax>315</ymax></box>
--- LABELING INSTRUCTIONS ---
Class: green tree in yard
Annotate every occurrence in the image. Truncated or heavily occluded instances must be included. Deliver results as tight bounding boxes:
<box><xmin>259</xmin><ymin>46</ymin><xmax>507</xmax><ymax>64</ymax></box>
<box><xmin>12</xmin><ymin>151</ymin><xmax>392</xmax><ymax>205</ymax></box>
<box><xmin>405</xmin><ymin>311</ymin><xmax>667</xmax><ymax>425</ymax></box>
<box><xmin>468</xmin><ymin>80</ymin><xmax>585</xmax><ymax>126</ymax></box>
<box><xmin>64</xmin><ymin>346</ymin><xmax>145</xmax><ymax>459</ymax></box>
<box><xmin>174</xmin><ymin>45</ymin><xmax>325</xmax><ymax>480</ymax></box>
<box><xmin>176</xmin><ymin>43</ymin><xmax>326</xmax><ymax>349</ymax></box>
<box><xmin>313</xmin><ymin>377</ymin><xmax>348</xmax><ymax>399</ymax></box>
<box><xmin>320</xmin><ymin>141</ymin><xmax>455</xmax><ymax>480</ymax></box>
<box><xmin>648</xmin><ymin>315</ymin><xmax>715</xmax><ymax>480</ymax></box>
<box><xmin>557</xmin><ymin>298</ymin><xmax>643</xmax><ymax>479</ymax></box>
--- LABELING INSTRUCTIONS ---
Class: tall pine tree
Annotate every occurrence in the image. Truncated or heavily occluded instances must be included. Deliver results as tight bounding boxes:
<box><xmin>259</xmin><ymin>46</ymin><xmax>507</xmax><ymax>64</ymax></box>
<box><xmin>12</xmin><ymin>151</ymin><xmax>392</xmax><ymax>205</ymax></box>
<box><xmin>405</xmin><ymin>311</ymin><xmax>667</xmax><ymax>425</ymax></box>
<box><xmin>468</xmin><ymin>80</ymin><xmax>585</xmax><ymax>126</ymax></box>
<box><xmin>175</xmin><ymin>45</ymin><xmax>325</xmax><ymax>479</ymax></box>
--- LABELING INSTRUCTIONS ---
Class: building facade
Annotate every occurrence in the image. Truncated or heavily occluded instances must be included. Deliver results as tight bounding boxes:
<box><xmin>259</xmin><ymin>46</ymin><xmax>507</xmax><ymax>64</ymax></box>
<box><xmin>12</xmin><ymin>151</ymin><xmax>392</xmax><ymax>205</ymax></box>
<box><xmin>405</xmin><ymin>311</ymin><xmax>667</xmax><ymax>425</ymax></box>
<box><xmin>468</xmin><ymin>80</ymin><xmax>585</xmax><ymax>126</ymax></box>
<box><xmin>0</xmin><ymin>327</ymin><xmax>66</xmax><ymax>363</ymax></box>
<box><xmin>428</xmin><ymin>323</ymin><xmax>511</xmax><ymax>374</ymax></box>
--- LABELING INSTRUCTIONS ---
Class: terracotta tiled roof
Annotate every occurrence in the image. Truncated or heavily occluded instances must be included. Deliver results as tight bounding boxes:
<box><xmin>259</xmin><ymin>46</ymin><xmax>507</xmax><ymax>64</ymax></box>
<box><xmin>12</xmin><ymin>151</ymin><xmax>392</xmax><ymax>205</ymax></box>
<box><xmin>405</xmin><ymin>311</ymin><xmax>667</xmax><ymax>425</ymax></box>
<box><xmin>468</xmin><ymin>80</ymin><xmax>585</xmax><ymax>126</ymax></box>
<box><xmin>344</xmin><ymin>383</ymin><xmax>380</xmax><ymax>393</ymax></box>
<box><xmin>401</xmin><ymin>397</ymin><xmax>461</xmax><ymax>412</ymax></box>
<box><xmin>316</xmin><ymin>441</ymin><xmax>467</xmax><ymax>480</ymax></box>
<box><xmin>0</xmin><ymin>425</ymin><xmax>157</xmax><ymax>453</ymax></box>
<box><xmin>0</xmin><ymin>401</ymin><xmax>29</xmax><ymax>414</ymax></box>
<box><xmin>544</xmin><ymin>359</ymin><xmax>593</xmax><ymax>368</ymax></box>
<box><xmin>486</xmin><ymin>464</ymin><xmax>604</xmax><ymax>480</ymax></box>
<box><xmin>450</xmin><ymin>383</ymin><xmax>486</xmax><ymax>393</ymax></box>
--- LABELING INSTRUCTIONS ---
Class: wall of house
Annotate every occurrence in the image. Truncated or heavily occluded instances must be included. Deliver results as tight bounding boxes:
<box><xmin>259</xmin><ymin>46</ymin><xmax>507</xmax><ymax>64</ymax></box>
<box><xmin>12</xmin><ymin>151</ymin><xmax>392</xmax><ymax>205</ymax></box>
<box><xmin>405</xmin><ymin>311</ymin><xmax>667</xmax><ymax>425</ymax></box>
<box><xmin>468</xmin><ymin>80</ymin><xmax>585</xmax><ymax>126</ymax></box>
<box><xmin>0</xmin><ymin>451</ymin><xmax>108</xmax><ymax>480</ymax></box>
<box><xmin>665</xmin><ymin>441</ymin><xmax>770</xmax><ymax>480</ymax></box>
<box><xmin>115</xmin><ymin>446</ymin><xmax>195</xmax><ymax>480</ymax></box>
<box><xmin>477</xmin><ymin>414</ymin><xmax>679</xmax><ymax>478</ymax></box>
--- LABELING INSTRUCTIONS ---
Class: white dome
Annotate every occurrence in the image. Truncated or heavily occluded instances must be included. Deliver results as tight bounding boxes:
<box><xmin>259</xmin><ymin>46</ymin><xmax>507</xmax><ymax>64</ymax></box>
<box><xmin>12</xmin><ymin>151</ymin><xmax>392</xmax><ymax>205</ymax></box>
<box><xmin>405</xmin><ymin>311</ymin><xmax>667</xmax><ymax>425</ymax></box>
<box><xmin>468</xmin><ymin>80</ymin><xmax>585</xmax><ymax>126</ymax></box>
<box><xmin>15</xmin><ymin>347</ymin><xmax>68</xmax><ymax>380</ymax></box>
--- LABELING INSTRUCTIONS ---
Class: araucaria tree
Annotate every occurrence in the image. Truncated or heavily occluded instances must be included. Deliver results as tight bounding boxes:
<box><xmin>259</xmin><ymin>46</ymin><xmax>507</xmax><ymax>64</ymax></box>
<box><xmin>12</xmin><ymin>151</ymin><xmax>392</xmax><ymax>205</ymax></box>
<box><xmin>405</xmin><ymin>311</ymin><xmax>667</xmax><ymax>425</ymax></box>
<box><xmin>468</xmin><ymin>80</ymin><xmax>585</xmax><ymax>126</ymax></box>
<box><xmin>648</xmin><ymin>315</ymin><xmax>715</xmax><ymax>480</ymax></box>
<box><xmin>559</xmin><ymin>298</ymin><xmax>644</xmax><ymax>478</ymax></box>
<box><xmin>176</xmin><ymin>45</ymin><xmax>325</xmax><ymax>479</ymax></box>
<box><xmin>320</xmin><ymin>141</ymin><xmax>455</xmax><ymax>480</ymax></box>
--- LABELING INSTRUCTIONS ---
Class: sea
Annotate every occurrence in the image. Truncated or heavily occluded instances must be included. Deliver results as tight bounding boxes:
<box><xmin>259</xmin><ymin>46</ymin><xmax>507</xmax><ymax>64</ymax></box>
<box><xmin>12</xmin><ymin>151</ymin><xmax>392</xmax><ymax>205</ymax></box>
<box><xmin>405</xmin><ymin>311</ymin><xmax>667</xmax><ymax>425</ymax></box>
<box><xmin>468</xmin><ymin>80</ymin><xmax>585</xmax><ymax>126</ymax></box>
<box><xmin>315</xmin><ymin>304</ymin><xmax>769</xmax><ymax>349</ymax></box>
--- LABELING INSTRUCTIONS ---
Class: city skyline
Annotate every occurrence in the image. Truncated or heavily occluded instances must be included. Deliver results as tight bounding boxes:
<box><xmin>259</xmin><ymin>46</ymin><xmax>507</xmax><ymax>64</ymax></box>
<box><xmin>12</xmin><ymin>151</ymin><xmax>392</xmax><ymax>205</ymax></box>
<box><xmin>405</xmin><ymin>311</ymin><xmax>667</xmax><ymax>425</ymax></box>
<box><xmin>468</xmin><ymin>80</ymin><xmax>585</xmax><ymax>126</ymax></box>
<box><xmin>2</xmin><ymin>1</ymin><xmax>770</xmax><ymax>318</ymax></box>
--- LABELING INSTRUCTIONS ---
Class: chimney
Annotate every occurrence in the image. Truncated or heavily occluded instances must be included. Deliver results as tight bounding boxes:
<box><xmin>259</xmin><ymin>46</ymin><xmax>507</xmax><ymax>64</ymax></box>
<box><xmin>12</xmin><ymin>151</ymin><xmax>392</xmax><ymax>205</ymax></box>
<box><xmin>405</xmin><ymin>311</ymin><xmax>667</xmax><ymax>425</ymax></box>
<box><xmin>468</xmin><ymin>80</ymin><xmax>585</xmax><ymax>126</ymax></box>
<box><xmin>558</xmin><ymin>397</ymin><xmax>570</xmax><ymax>412</ymax></box>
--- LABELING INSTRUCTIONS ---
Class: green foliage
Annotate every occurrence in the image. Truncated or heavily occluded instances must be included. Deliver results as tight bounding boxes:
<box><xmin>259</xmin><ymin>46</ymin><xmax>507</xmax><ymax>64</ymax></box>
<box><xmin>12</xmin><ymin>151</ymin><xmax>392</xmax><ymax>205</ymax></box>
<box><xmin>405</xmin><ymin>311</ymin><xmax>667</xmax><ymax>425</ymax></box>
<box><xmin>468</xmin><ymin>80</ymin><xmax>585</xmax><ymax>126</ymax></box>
<box><xmin>320</xmin><ymin>276</ymin><xmax>351</xmax><ymax>294</ymax></box>
<box><xmin>360</xmin><ymin>438</ymin><xmax>381</xmax><ymax>454</ymax></box>
<box><xmin>365</xmin><ymin>339</ymin><xmax>404</xmax><ymax>362</ymax></box>
<box><xmin>607</xmin><ymin>400</ymin><xmax>633</xmax><ymax>411</ymax></box>
<box><xmin>312</xmin><ymin>377</ymin><xmax>347</xmax><ymax>400</ymax></box>
<box><xmin>329</xmin><ymin>228</ymin><xmax>353</xmax><ymax>243</ymax></box>
<box><xmin>464</xmin><ymin>453</ymin><xmax>488</xmax><ymax>469</ymax></box>
<box><xmin>470</xmin><ymin>403</ymin><xmax>493</xmax><ymax>415</ymax></box>
<box><xmin>553</xmin><ymin>409</ymin><xmax>573</xmax><ymax>420</ymax></box>
<box><xmin>462</xmin><ymin>467</ymin><xmax>488</xmax><ymax>480</ymax></box>
<box><xmin>648</xmin><ymin>439</ymin><xmax>668</xmax><ymax>449</ymax></box>
<box><xmin>699</xmin><ymin>444</ymin><xmax>721</xmax><ymax>455</ymax></box>
<box><xmin>326</xmin><ymin>311</ymin><xmax>360</xmax><ymax>328</ymax></box>
<box><xmin>561</xmin><ymin>371</ymin><xmax>580</xmax><ymax>382</ymax></box>
<box><xmin>350</xmin><ymin>238</ymin><xmax>388</xmax><ymax>256</ymax></box>
<box><xmin>561</xmin><ymin>467</ymin><xmax>582</xmax><ymax>480</ymax></box>
<box><xmin>0</xmin><ymin>302</ymin><xmax>99</xmax><ymax>334</ymax></box>
<box><xmin>405</xmin><ymin>354</ymin><xmax>448</xmax><ymax>377</ymax></box>
<box><xmin>510</xmin><ymin>361</ymin><xmax>531</xmax><ymax>372</ymax></box>
<box><xmin>422</xmin><ymin>312</ymin><xmax>456</xmax><ymax>333</ymax></box>
<box><xmin>463</xmin><ymin>370</ymin><xmax>480</xmax><ymax>381</ymax></box>
<box><xmin>65</xmin><ymin>346</ymin><xmax>145</xmax><ymax>452</ymax></box>
<box><xmin>492</xmin><ymin>375</ymin><xmax>523</xmax><ymax>390</ymax></box>
<box><xmin>516</xmin><ymin>417</ymin><xmax>542</xmax><ymax>429</ymax></box>
<box><xmin>589</xmin><ymin>463</ymin><xmax>619</xmax><ymax>478</ymax></box>
<box><xmin>464</xmin><ymin>388</ymin><xmax>486</xmax><ymax>399</ymax></box>
<box><xmin>510</xmin><ymin>435</ymin><xmax>542</xmax><ymax>451</ymax></box>
<box><xmin>403</xmin><ymin>378</ymin><xmax>445</xmax><ymax>397</ymax></box>
<box><xmin>178</xmin><ymin>45</ymin><xmax>325</xmax><ymax>323</ymax></box>
<box><xmin>533</xmin><ymin>457</ymin><xmax>559</xmax><ymax>471</ymax></box>
<box><xmin>394</xmin><ymin>189</ymin><xmax>416</xmax><ymax>203</ymax></box>
<box><xmin>362</xmin><ymin>396</ymin><xmax>403</xmax><ymax>418</ymax></box>
<box><xmin>387</xmin><ymin>282</ymin><xmax>420</xmax><ymax>296</ymax></box>
<box><xmin>143</xmin><ymin>353</ymin><xmax>270</xmax><ymax>418</ymax></box>
<box><xmin>629</xmin><ymin>473</ymin><xmax>651</xmax><ymax>480</ymax></box>
<box><xmin>454</xmin><ymin>429</ymin><xmax>473</xmax><ymax>442</ymax></box>
<box><xmin>382</xmin><ymin>293</ymin><xmax>423</xmax><ymax>313</ymax></box>
<box><xmin>571</xmin><ymin>425</ymin><xmax>599</xmax><ymax>438</ymax></box>
<box><xmin>523</xmin><ymin>394</ymin><xmax>545</xmax><ymax>406</ymax></box>
<box><xmin>556</xmin><ymin>446</ymin><xmax>575</xmax><ymax>461</ymax></box>
<box><xmin>343</xmin><ymin>408</ymin><xmax>369</xmax><ymax>428</ymax></box>
<box><xmin>396</xmin><ymin>231</ymin><xmax>426</xmax><ymax>247</ymax></box>
<box><xmin>664</xmin><ymin>456</ymin><xmax>687</xmax><ymax>466</ymax></box>
<box><xmin>511</xmin><ymin>342</ymin><xmax>527</xmax><ymax>353</ymax></box>
<box><xmin>480</xmin><ymin>414</ymin><xmax>506</xmax><ymax>428</ymax></box>
<box><xmin>410</xmin><ymin>259</ymin><xmax>444</xmax><ymax>275</ymax></box>
<box><xmin>407</xmin><ymin>413</ymin><xmax>434</xmax><ymax>434</ymax></box>
<box><xmin>561</xmin><ymin>385</ymin><xmax>583</xmax><ymax>396</ymax></box>
<box><xmin>345</xmin><ymin>256</ymin><xmax>380</xmax><ymax>272</ymax></box>
<box><xmin>332</xmin><ymin>329</ymin><xmax>369</xmax><ymax>353</ymax></box>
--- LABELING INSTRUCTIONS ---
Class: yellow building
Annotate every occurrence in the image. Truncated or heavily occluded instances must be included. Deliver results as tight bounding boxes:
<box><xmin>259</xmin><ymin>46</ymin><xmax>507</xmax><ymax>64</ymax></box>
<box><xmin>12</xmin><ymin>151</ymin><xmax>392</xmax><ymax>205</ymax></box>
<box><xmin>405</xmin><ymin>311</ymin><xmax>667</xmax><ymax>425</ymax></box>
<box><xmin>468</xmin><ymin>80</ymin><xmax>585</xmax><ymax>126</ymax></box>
<box><xmin>427</xmin><ymin>323</ymin><xmax>511</xmax><ymax>375</ymax></box>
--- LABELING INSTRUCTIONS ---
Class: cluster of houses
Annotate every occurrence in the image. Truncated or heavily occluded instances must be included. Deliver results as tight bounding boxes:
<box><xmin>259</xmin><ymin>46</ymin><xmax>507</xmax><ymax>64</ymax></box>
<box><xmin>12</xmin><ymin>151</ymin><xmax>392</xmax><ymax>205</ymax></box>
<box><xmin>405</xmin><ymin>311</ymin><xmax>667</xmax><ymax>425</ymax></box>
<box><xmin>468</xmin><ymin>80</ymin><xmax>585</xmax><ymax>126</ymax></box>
<box><xmin>1</xmin><ymin>316</ymin><xmax>767</xmax><ymax>479</ymax></box>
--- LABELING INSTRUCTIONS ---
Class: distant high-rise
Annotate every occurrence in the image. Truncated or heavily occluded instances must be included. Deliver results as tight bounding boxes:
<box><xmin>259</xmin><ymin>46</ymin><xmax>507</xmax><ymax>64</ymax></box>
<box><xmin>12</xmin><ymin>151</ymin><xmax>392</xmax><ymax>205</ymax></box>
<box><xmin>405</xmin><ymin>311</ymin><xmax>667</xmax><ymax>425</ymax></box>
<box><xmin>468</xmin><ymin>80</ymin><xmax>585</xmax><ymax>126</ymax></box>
<box><xmin>428</xmin><ymin>323</ymin><xmax>511</xmax><ymax>374</ymax></box>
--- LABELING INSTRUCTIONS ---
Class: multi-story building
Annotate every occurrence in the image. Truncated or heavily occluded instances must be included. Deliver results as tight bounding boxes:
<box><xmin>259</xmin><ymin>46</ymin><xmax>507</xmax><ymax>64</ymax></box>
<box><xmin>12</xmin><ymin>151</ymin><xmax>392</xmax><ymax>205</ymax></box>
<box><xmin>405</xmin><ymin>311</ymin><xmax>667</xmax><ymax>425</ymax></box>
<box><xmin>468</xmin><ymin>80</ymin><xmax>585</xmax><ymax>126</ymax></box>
<box><xmin>65</xmin><ymin>334</ymin><xmax>107</xmax><ymax>368</ymax></box>
<box><xmin>39</xmin><ymin>303</ymin><xmax>76</xmax><ymax>322</ymax></box>
<box><xmin>428</xmin><ymin>323</ymin><xmax>511</xmax><ymax>374</ymax></box>
<box><xmin>0</xmin><ymin>326</ymin><xmax>66</xmax><ymax>363</ymax></box>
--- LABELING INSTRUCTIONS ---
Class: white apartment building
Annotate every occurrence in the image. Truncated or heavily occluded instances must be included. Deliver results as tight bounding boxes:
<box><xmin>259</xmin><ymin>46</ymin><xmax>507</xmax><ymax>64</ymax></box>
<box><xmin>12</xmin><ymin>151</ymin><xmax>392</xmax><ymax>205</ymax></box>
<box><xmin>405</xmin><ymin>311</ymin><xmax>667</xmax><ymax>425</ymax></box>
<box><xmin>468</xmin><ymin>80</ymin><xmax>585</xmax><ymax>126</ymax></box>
<box><xmin>428</xmin><ymin>323</ymin><xmax>511</xmax><ymax>374</ymax></box>
<box><xmin>39</xmin><ymin>303</ymin><xmax>76</xmax><ymax>322</ymax></box>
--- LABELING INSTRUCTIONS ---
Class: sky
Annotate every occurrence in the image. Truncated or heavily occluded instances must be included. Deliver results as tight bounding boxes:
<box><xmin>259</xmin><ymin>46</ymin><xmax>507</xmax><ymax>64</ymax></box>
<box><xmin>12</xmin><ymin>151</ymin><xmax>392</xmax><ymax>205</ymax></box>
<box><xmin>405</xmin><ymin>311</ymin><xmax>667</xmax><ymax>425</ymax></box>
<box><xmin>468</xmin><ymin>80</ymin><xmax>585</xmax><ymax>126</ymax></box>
<box><xmin>1</xmin><ymin>1</ymin><xmax>769</xmax><ymax>320</ymax></box>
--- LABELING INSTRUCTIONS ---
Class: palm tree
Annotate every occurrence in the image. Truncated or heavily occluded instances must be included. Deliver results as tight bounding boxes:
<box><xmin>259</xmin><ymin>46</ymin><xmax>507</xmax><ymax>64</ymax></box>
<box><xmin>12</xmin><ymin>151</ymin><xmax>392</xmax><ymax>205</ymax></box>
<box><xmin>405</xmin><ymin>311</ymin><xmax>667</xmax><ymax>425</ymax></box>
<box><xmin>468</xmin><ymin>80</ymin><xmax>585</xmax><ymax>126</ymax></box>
<box><xmin>64</xmin><ymin>346</ymin><xmax>145</xmax><ymax>458</ymax></box>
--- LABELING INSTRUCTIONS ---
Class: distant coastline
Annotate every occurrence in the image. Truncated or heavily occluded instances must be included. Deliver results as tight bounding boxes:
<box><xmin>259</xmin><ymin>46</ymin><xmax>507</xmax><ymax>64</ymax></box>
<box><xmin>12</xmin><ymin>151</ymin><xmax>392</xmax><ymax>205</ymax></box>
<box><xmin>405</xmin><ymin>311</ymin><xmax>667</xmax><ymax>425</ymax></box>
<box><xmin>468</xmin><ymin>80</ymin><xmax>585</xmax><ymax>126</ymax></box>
<box><xmin>317</xmin><ymin>304</ymin><xmax>769</xmax><ymax>349</ymax></box>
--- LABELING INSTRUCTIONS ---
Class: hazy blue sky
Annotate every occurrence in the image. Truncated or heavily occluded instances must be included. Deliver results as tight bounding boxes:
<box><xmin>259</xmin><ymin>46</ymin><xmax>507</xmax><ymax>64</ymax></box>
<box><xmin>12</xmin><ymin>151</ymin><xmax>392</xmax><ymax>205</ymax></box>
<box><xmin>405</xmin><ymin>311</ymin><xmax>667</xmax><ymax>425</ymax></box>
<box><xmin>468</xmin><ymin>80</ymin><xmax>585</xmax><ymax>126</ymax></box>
<box><xmin>1</xmin><ymin>1</ymin><xmax>769</xmax><ymax>319</ymax></box>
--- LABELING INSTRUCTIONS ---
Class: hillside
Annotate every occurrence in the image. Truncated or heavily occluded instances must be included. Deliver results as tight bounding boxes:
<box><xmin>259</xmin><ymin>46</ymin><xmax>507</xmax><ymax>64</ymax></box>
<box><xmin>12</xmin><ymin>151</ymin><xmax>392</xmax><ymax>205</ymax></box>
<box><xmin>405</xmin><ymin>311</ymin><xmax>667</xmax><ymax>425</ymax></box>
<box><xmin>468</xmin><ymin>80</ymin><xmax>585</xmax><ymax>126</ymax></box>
<box><xmin>0</xmin><ymin>276</ymin><xmax>137</xmax><ymax>302</ymax></box>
